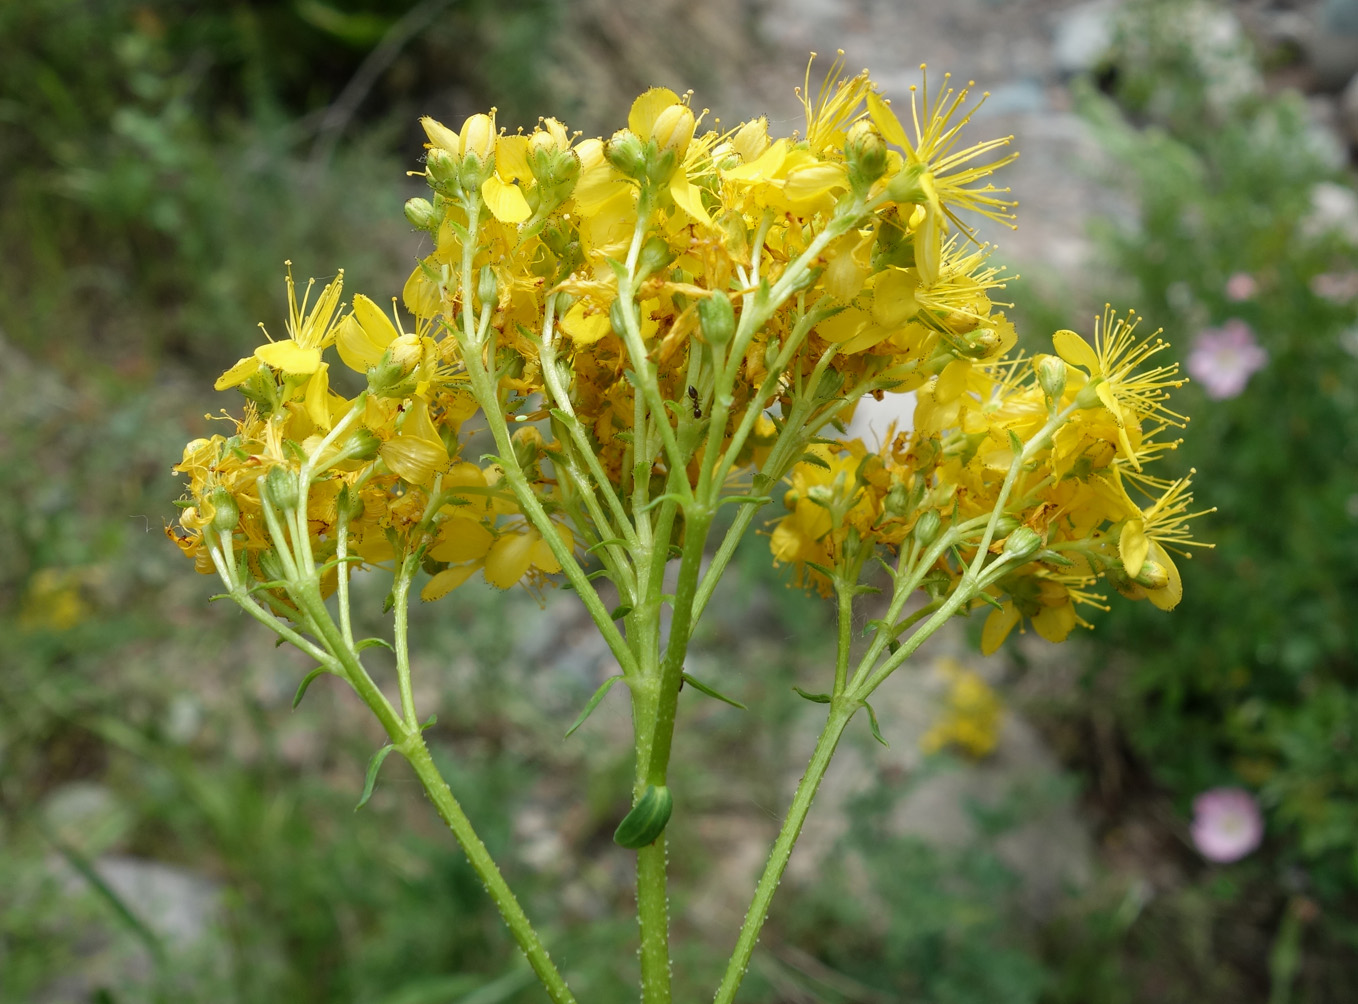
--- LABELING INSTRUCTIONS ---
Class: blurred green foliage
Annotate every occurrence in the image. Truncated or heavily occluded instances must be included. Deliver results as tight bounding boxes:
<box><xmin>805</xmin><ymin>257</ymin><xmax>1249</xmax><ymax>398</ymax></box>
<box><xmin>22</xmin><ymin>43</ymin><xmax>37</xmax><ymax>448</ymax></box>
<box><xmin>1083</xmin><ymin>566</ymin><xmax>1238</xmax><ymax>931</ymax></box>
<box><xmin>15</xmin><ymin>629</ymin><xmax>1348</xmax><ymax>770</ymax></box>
<box><xmin>1054</xmin><ymin>0</ymin><xmax>1358</xmax><ymax>996</ymax></box>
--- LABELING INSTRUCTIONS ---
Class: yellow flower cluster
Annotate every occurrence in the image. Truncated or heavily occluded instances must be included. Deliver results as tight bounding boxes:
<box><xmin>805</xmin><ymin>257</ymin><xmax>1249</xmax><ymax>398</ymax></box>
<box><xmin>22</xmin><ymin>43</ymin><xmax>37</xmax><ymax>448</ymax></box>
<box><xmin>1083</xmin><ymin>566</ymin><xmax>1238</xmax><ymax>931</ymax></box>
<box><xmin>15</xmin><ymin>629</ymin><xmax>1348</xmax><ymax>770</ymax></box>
<box><xmin>769</xmin><ymin>306</ymin><xmax>1210</xmax><ymax>649</ymax></box>
<box><xmin>171</xmin><ymin>56</ymin><xmax>1204</xmax><ymax>626</ymax></box>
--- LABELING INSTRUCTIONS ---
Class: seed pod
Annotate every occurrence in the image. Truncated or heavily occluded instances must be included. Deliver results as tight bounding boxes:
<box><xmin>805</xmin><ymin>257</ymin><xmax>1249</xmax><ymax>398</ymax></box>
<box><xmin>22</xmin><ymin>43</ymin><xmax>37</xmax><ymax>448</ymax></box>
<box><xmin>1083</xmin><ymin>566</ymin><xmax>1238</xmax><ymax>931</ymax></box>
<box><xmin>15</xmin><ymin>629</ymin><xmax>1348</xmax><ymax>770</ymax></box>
<box><xmin>613</xmin><ymin>784</ymin><xmax>673</xmax><ymax>849</ymax></box>
<box><xmin>1002</xmin><ymin>526</ymin><xmax>1043</xmax><ymax>562</ymax></box>
<box><xmin>913</xmin><ymin>509</ymin><xmax>941</xmax><ymax>545</ymax></box>
<box><xmin>209</xmin><ymin>486</ymin><xmax>240</xmax><ymax>534</ymax></box>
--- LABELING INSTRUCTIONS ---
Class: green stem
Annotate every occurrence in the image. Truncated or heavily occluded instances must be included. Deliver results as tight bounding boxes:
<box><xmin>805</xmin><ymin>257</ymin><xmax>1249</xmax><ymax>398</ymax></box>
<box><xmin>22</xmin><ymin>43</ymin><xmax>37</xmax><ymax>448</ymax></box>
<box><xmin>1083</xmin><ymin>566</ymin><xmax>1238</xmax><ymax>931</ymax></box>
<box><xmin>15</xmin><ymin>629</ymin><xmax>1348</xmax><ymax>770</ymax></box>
<box><xmin>392</xmin><ymin>554</ymin><xmax>418</xmax><ymax>728</ymax></box>
<box><xmin>636</xmin><ymin>837</ymin><xmax>671</xmax><ymax>1004</ymax></box>
<box><xmin>711</xmin><ymin>702</ymin><xmax>856</xmax><ymax>1004</ymax></box>
<box><xmin>401</xmin><ymin>735</ymin><xmax>578</xmax><ymax>1004</ymax></box>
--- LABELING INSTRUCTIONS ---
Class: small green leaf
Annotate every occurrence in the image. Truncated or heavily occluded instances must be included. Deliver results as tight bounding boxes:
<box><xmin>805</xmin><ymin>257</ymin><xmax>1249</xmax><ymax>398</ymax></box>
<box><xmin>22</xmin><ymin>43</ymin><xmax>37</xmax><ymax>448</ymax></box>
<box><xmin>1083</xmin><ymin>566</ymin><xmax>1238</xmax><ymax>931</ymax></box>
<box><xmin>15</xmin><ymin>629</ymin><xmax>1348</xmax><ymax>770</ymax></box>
<box><xmin>864</xmin><ymin>701</ymin><xmax>889</xmax><ymax>747</ymax></box>
<box><xmin>420</xmin><ymin>714</ymin><xmax>437</xmax><ymax>731</ymax></box>
<box><xmin>793</xmin><ymin>686</ymin><xmax>832</xmax><ymax>704</ymax></box>
<box><xmin>634</xmin><ymin>492</ymin><xmax>688</xmax><ymax>515</ymax></box>
<box><xmin>796</xmin><ymin>452</ymin><xmax>832</xmax><ymax>471</ymax></box>
<box><xmin>355</xmin><ymin>637</ymin><xmax>396</xmax><ymax>653</ymax></box>
<box><xmin>681</xmin><ymin>672</ymin><xmax>747</xmax><ymax>710</ymax></box>
<box><xmin>613</xmin><ymin>784</ymin><xmax>674</xmax><ymax>849</ymax></box>
<box><xmin>292</xmin><ymin>667</ymin><xmax>329</xmax><ymax>709</ymax></box>
<box><xmin>609</xmin><ymin>603</ymin><xmax>633</xmax><ymax>621</ymax></box>
<box><xmin>717</xmin><ymin>494</ymin><xmax>772</xmax><ymax>509</ymax></box>
<box><xmin>587</xmin><ymin>538</ymin><xmax>630</xmax><ymax>553</ymax></box>
<box><xmin>356</xmin><ymin>744</ymin><xmax>397</xmax><ymax>810</ymax></box>
<box><xmin>976</xmin><ymin>591</ymin><xmax>1006</xmax><ymax>611</ymax></box>
<box><xmin>564</xmin><ymin>675</ymin><xmax>624</xmax><ymax>738</ymax></box>
<box><xmin>1007</xmin><ymin>430</ymin><xmax>1023</xmax><ymax>455</ymax></box>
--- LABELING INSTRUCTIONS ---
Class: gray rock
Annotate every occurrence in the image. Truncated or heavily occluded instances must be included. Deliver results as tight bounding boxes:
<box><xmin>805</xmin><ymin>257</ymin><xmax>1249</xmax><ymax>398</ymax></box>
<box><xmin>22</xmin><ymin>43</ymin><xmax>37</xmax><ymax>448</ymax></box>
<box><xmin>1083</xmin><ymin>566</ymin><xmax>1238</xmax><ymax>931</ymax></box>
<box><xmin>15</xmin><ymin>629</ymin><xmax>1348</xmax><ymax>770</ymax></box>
<box><xmin>1052</xmin><ymin>0</ymin><xmax>1118</xmax><ymax>76</ymax></box>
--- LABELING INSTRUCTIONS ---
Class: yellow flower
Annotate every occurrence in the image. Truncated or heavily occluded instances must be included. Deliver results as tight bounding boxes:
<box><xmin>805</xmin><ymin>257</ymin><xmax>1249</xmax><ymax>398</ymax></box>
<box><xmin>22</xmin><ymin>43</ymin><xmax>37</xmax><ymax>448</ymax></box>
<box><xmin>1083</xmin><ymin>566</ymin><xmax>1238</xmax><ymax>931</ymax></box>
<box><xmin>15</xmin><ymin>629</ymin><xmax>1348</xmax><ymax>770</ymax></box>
<box><xmin>216</xmin><ymin>265</ymin><xmax>345</xmax><ymax>390</ymax></box>
<box><xmin>1052</xmin><ymin>308</ymin><xmax>1187</xmax><ymax>471</ymax></box>
<box><xmin>920</xmin><ymin>658</ymin><xmax>1004</xmax><ymax>758</ymax></box>
<box><xmin>1116</xmin><ymin>473</ymin><xmax>1212</xmax><ymax>610</ymax></box>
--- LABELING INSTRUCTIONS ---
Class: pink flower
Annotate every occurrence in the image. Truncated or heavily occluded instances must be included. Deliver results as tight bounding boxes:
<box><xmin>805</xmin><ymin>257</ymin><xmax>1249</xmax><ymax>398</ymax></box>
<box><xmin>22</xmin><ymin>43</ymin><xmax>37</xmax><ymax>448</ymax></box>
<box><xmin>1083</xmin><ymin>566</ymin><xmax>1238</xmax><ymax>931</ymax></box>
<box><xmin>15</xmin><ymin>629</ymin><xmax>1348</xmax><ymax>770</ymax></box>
<box><xmin>1224</xmin><ymin>272</ymin><xmax>1257</xmax><ymax>301</ymax></box>
<box><xmin>1186</xmin><ymin>320</ymin><xmax>1268</xmax><ymax>400</ymax></box>
<box><xmin>1191</xmin><ymin>787</ymin><xmax>1263</xmax><ymax>863</ymax></box>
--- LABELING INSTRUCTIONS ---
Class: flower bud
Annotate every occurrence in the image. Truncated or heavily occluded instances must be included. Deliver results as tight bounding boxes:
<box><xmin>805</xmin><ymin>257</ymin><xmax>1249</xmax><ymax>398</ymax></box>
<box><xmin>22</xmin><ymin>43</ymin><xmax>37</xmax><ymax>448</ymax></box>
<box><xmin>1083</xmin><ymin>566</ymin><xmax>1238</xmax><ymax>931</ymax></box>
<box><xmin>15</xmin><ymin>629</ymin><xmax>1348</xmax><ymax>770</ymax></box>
<box><xmin>884</xmin><ymin>482</ymin><xmax>913</xmax><ymax>518</ymax></box>
<box><xmin>1001</xmin><ymin>526</ymin><xmax>1043</xmax><ymax>562</ymax></box>
<box><xmin>209</xmin><ymin>486</ymin><xmax>240</xmax><ymax>534</ymax></box>
<box><xmin>425</xmin><ymin>147</ymin><xmax>461</xmax><ymax>193</ymax></box>
<box><xmin>913</xmin><ymin>509</ymin><xmax>942</xmax><ymax>545</ymax></box>
<box><xmin>458</xmin><ymin>112</ymin><xmax>495</xmax><ymax>163</ymax></box>
<box><xmin>991</xmin><ymin>514</ymin><xmax>1021</xmax><ymax>538</ymax></box>
<box><xmin>605</xmin><ymin>129</ymin><xmax>648</xmax><ymax>179</ymax></box>
<box><xmin>264</xmin><ymin>465</ymin><xmax>299</xmax><ymax>511</ymax></box>
<box><xmin>404</xmin><ymin>197</ymin><xmax>438</xmax><ymax>232</ymax></box>
<box><xmin>636</xmin><ymin>236</ymin><xmax>674</xmax><ymax>281</ymax></box>
<box><xmin>651</xmin><ymin>104</ymin><xmax>695</xmax><ymax>160</ymax></box>
<box><xmin>697</xmin><ymin>291</ymin><xmax>736</xmax><ymax>346</ymax></box>
<box><xmin>1037</xmin><ymin>354</ymin><xmax>1067</xmax><ymax>401</ymax></box>
<box><xmin>845</xmin><ymin>119</ymin><xmax>888</xmax><ymax>186</ymax></box>
<box><xmin>477</xmin><ymin>264</ymin><xmax>499</xmax><ymax>308</ymax></box>
<box><xmin>338</xmin><ymin>484</ymin><xmax>366</xmax><ymax>524</ymax></box>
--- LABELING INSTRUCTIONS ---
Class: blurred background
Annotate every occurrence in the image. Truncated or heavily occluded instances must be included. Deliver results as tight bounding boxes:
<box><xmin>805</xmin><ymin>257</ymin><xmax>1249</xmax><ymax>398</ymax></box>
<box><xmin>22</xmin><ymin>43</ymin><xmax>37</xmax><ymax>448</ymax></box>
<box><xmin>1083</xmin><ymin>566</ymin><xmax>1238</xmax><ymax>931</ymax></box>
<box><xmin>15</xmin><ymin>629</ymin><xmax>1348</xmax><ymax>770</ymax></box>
<box><xmin>3</xmin><ymin>0</ymin><xmax>1357</xmax><ymax>1001</ymax></box>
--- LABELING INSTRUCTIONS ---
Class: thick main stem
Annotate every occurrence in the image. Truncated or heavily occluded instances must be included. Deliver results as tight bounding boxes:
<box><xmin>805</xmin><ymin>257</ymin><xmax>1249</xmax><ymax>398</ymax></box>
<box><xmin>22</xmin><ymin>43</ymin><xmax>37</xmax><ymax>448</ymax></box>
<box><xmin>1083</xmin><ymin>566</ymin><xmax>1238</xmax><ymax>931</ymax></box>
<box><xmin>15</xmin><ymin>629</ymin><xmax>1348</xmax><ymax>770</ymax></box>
<box><xmin>712</xmin><ymin>702</ymin><xmax>856</xmax><ymax>1004</ymax></box>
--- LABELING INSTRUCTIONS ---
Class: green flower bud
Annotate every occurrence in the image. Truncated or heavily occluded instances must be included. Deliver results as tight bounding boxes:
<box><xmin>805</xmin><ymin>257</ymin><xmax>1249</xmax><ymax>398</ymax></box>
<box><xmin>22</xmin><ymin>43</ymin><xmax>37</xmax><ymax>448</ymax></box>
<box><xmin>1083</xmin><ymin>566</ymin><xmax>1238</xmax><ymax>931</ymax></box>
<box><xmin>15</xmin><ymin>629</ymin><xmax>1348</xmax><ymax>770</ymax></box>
<box><xmin>637</xmin><ymin>236</ymin><xmax>674</xmax><ymax>282</ymax></box>
<box><xmin>697</xmin><ymin>291</ymin><xmax>736</xmax><ymax>346</ymax></box>
<box><xmin>1037</xmin><ymin>354</ymin><xmax>1067</xmax><ymax>402</ymax></box>
<box><xmin>884</xmin><ymin>481</ymin><xmax>913</xmax><ymax>518</ymax></box>
<box><xmin>477</xmin><ymin>264</ymin><xmax>499</xmax><ymax>308</ymax></box>
<box><xmin>264</xmin><ymin>465</ymin><xmax>299</xmax><ymax>511</ymax></box>
<box><xmin>404</xmin><ymin>197</ymin><xmax>438</xmax><ymax>232</ymax></box>
<box><xmin>991</xmin><ymin>514</ymin><xmax>1021</xmax><ymax>538</ymax></box>
<box><xmin>338</xmin><ymin>484</ymin><xmax>366</xmax><ymax>524</ymax></box>
<box><xmin>605</xmin><ymin>128</ymin><xmax>648</xmax><ymax>179</ymax></box>
<box><xmin>845</xmin><ymin>119</ymin><xmax>888</xmax><ymax>186</ymax></box>
<box><xmin>425</xmin><ymin>147</ymin><xmax>461</xmax><ymax>193</ymax></box>
<box><xmin>913</xmin><ymin>509</ymin><xmax>942</xmax><ymax>545</ymax></box>
<box><xmin>1001</xmin><ymin>526</ymin><xmax>1043</xmax><ymax>562</ymax></box>
<box><xmin>209</xmin><ymin>486</ymin><xmax>240</xmax><ymax>534</ymax></box>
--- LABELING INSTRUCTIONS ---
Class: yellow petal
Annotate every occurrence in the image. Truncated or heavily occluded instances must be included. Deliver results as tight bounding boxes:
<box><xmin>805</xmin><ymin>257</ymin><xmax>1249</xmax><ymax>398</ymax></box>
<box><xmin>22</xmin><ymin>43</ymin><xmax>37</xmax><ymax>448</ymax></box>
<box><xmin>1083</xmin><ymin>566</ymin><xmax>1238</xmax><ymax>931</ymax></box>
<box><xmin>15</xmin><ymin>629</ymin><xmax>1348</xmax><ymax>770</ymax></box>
<box><xmin>420</xmin><ymin>564</ymin><xmax>477</xmax><ymax>601</ymax></box>
<box><xmin>1119</xmin><ymin>519</ymin><xmax>1149</xmax><ymax>578</ymax></box>
<box><xmin>353</xmin><ymin>294</ymin><xmax>400</xmax><ymax>351</ymax></box>
<box><xmin>1052</xmin><ymin>329</ymin><xmax>1100</xmax><ymax>374</ymax></box>
<box><xmin>421</xmin><ymin>116</ymin><xmax>462</xmax><ymax>155</ymax></box>
<box><xmin>336</xmin><ymin>313</ymin><xmax>386</xmax><ymax>374</ymax></box>
<box><xmin>495</xmin><ymin>133</ymin><xmax>533</xmax><ymax>182</ymax></box>
<box><xmin>981</xmin><ymin>603</ymin><xmax>1021</xmax><ymax>655</ymax></box>
<box><xmin>1033</xmin><ymin>601</ymin><xmax>1077</xmax><ymax>643</ymax></box>
<box><xmin>380</xmin><ymin>437</ymin><xmax>448</xmax><ymax>486</ymax></box>
<box><xmin>866</xmin><ymin>90</ymin><xmax>912</xmax><ymax>153</ymax></box>
<box><xmin>403</xmin><ymin>264</ymin><xmax>442</xmax><ymax>321</ymax></box>
<box><xmin>428</xmin><ymin>519</ymin><xmax>494</xmax><ymax>562</ymax></box>
<box><xmin>304</xmin><ymin>363</ymin><xmax>332</xmax><ymax>430</ymax></box>
<box><xmin>783</xmin><ymin>162</ymin><xmax>848</xmax><ymax>203</ymax></box>
<box><xmin>628</xmin><ymin>87</ymin><xmax>680</xmax><ymax>139</ymax></box>
<box><xmin>1147</xmin><ymin>542</ymin><xmax>1183</xmax><ymax>611</ymax></box>
<box><xmin>559</xmin><ymin>300</ymin><xmax>613</xmax><ymax>345</ymax></box>
<box><xmin>255</xmin><ymin>340</ymin><xmax>322</xmax><ymax>374</ymax></box>
<box><xmin>484</xmin><ymin>531</ymin><xmax>537</xmax><ymax>589</ymax></box>
<box><xmin>215</xmin><ymin>355</ymin><xmax>261</xmax><ymax>390</ymax></box>
<box><xmin>482</xmin><ymin>174</ymin><xmax>532</xmax><ymax>223</ymax></box>
<box><xmin>669</xmin><ymin>175</ymin><xmax>711</xmax><ymax>226</ymax></box>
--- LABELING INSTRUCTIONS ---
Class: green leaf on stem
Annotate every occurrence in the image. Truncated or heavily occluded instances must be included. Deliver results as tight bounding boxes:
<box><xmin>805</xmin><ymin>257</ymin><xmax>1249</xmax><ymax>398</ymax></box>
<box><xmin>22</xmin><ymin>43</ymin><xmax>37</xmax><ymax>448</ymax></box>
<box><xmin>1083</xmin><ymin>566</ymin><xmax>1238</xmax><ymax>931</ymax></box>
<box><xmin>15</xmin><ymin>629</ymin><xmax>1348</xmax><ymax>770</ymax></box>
<box><xmin>864</xmin><ymin>701</ymin><xmax>889</xmax><ymax>747</ymax></box>
<box><xmin>716</xmin><ymin>494</ymin><xmax>772</xmax><ymax>509</ymax></box>
<box><xmin>792</xmin><ymin>686</ymin><xmax>832</xmax><ymax>704</ymax></box>
<box><xmin>587</xmin><ymin>538</ymin><xmax>630</xmax><ymax>553</ymax></box>
<box><xmin>564</xmin><ymin>675</ymin><xmax>624</xmax><ymax>738</ymax></box>
<box><xmin>355</xmin><ymin>637</ymin><xmax>396</xmax><ymax>653</ymax></box>
<box><xmin>292</xmin><ymin>667</ymin><xmax>330</xmax><ymax>709</ymax></box>
<box><xmin>356</xmin><ymin>744</ymin><xmax>397</xmax><ymax>810</ymax></box>
<box><xmin>795</xmin><ymin>452</ymin><xmax>832</xmax><ymax>471</ymax></box>
<box><xmin>680</xmin><ymin>671</ymin><xmax>747</xmax><ymax>710</ymax></box>
<box><xmin>420</xmin><ymin>714</ymin><xmax>438</xmax><ymax>730</ymax></box>
<box><xmin>613</xmin><ymin>784</ymin><xmax>674</xmax><ymax>849</ymax></box>
<box><xmin>608</xmin><ymin>603</ymin><xmax>633</xmax><ymax>621</ymax></box>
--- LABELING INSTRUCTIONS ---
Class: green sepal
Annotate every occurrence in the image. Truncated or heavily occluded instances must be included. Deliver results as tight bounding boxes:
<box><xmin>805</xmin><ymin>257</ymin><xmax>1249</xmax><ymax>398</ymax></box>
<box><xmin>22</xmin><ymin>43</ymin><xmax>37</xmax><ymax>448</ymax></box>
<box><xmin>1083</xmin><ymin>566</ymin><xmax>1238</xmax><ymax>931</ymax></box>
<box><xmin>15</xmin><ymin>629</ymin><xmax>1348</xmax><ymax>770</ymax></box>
<box><xmin>564</xmin><ymin>674</ymin><xmax>624</xmax><ymax>739</ymax></box>
<box><xmin>680</xmin><ymin>672</ymin><xmax>747</xmax><ymax>710</ymax></box>
<box><xmin>864</xmin><ymin>701</ymin><xmax>889</xmax><ymax>747</ymax></box>
<box><xmin>613</xmin><ymin>784</ymin><xmax>674</xmax><ymax>849</ymax></box>
<box><xmin>356</xmin><ymin>744</ymin><xmax>397</xmax><ymax>810</ymax></box>
<box><xmin>355</xmin><ymin>637</ymin><xmax>396</xmax><ymax>653</ymax></box>
<box><xmin>292</xmin><ymin>667</ymin><xmax>329</xmax><ymax>709</ymax></box>
<box><xmin>792</xmin><ymin>686</ymin><xmax>832</xmax><ymax>704</ymax></box>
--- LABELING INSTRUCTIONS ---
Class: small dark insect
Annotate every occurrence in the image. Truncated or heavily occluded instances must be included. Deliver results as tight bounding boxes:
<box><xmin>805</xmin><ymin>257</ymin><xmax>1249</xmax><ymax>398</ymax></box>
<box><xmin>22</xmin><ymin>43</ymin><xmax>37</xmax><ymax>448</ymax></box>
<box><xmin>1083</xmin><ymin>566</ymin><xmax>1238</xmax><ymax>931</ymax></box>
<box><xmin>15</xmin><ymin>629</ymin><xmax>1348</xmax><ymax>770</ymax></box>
<box><xmin>687</xmin><ymin>385</ymin><xmax>701</xmax><ymax>419</ymax></box>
